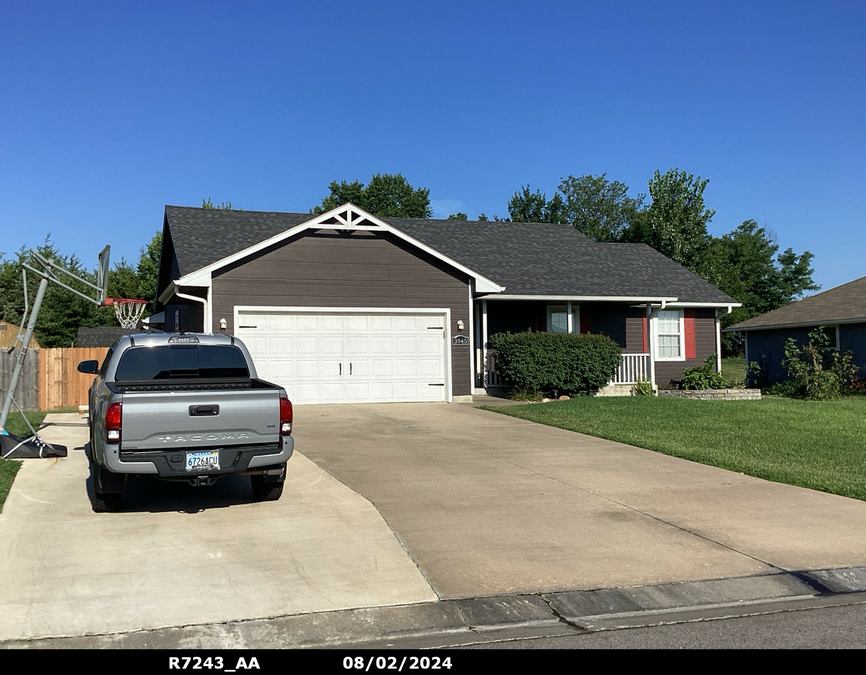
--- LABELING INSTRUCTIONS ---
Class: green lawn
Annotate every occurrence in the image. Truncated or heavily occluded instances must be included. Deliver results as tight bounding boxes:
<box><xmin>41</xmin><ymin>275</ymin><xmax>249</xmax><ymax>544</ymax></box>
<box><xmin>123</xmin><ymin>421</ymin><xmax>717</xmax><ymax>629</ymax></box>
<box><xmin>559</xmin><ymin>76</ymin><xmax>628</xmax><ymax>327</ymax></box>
<box><xmin>483</xmin><ymin>397</ymin><xmax>866</xmax><ymax>501</ymax></box>
<box><xmin>0</xmin><ymin>411</ymin><xmax>47</xmax><ymax>512</ymax></box>
<box><xmin>721</xmin><ymin>357</ymin><xmax>746</xmax><ymax>385</ymax></box>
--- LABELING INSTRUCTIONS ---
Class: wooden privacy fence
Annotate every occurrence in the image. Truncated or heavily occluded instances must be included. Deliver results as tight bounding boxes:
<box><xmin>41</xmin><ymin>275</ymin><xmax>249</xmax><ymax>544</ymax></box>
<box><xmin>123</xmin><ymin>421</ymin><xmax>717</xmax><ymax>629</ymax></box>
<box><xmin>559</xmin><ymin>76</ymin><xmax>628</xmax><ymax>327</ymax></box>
<box><xmin>0</xmin><ymin>349</ymin><xmax>39</xmax><ymax>411</ymax></box>
<box><xmin>38</xmin><ymin>347</ymin><xmax>108</xmax><ymax>410</ymax></box>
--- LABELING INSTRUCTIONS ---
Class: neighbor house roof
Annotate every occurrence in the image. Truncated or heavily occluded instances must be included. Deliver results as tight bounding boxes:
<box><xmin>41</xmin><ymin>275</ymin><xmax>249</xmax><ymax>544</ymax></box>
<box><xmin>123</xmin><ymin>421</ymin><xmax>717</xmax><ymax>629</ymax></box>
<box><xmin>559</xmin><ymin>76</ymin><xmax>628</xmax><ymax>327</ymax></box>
<box><xmin>77</xmin><ymin>327</ymin><xmax>137</xmax><ymax>347</ymax></box>
<box><xmin>729</xmin><ymin>275</ymin><xmax>866</xmax><ymax>332</ymax></box>
<box><xmin>163</xmin><ymin>206</ymin><xmax>737</xmax><ymax>305</ymax></box>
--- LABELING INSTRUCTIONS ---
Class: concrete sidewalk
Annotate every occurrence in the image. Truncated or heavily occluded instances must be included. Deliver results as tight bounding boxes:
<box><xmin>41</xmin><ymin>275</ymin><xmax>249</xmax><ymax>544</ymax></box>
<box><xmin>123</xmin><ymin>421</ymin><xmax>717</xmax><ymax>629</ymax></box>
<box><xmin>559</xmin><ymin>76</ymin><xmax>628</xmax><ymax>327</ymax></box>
<box><xmin>0</xmin><ymin>414</ymin><xmax>435</xmax><ymax>641</ymax></box>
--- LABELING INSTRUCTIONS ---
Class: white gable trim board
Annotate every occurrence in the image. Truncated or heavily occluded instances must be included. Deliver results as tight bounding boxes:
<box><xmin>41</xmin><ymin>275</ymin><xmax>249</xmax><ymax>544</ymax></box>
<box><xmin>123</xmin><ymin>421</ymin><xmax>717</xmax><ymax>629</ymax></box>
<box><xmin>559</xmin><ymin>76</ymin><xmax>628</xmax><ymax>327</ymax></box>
<box><xmin>178</xmin><ymin>203</ymin><xmax>504</xmax><ymax>293</ymax></box>
<box><xmin>235</xmin><ymin>306</ymin><xmax>453</xmax><ymax>405</ymax></box>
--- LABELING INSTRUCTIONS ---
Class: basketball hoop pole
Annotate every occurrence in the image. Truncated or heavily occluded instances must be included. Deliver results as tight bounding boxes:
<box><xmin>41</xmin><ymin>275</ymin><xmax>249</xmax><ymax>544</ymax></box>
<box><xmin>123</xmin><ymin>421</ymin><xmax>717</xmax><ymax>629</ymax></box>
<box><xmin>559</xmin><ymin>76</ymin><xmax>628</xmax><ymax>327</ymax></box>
<box><xmin>0</xmin><ymin>246</ymin><xmax>110</xmax><ymax>431</ymax></box>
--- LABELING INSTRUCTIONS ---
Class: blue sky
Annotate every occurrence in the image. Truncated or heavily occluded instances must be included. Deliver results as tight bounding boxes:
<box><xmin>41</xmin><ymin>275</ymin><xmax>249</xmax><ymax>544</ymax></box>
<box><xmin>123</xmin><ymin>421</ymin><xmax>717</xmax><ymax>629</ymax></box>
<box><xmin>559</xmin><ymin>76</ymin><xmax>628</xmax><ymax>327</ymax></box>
<box><xmin>1</xmin><ymin>1</ymin><xmax>863</xmax><ymax>293</ymax></box>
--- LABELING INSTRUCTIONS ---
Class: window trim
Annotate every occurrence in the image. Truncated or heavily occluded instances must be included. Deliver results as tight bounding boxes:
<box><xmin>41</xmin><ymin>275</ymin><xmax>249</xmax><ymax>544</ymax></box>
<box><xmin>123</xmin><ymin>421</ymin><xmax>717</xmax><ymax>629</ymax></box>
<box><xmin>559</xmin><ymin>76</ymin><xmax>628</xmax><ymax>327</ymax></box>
<box><xmin>653</xmin><ymin>309</ymin><xmax>686</xmax><ymax>362</ymax></box>
<box><xmin>547</xmin><ymin>304</ymin><xmax>579</xmax><ymax>333</ymax></box>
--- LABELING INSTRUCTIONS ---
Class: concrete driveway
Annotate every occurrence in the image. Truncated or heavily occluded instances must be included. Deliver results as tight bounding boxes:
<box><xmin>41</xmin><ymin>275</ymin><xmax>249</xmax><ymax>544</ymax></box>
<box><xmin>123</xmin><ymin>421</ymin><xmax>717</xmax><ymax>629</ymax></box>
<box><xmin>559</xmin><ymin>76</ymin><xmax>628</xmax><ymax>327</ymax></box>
<box><xmin>0</xmin><ymin>414</ymin><xmax>435</xmax><ymax>641</ymax></box>
<box><xmin>297</xmin><ymin>402</ymin><xmax>866</xmax><ymax>599</ymax></box>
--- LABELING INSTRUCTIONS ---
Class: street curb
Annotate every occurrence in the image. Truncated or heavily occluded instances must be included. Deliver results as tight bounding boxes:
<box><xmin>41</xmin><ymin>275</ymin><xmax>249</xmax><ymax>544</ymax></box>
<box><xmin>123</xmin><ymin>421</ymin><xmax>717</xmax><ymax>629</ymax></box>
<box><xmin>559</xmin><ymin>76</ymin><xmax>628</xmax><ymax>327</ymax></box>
<box><xmin>3</xmin><ymin>566</ymin><xmax>865</xmax><ymax>650</ymax></box>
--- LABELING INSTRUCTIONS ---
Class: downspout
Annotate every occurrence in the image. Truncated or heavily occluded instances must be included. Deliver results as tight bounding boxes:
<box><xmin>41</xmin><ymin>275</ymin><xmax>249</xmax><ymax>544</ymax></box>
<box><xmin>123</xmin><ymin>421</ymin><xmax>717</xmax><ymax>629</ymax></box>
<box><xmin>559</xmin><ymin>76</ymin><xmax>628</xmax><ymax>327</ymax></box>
<box><xmin>174</xmin><ymin>289</ymin><xmax>209</xmax><ymax>333</ymax></box>
<box><xmin>646</xmin><ymin>303</ymin><xmax>655</xmax><ymax>389</ymax></box>
<box><xmin>715</xmin><ymin>309</ymin><xmax>722</xmax><ymax>373</ymax></box>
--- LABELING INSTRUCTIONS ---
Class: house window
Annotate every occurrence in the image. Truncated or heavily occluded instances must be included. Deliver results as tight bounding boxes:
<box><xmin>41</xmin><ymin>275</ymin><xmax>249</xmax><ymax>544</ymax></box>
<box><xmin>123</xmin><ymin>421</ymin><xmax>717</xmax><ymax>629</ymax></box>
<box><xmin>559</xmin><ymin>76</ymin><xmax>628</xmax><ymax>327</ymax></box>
<box><xmin>547</xmin><ymin>305</ymin><xmax>577</xmax><ymax>333</ymax></box>
<box><xmin>655</xmin><ymin>309</ymin><xmax>684</xmax><ymax>360</ymax></box>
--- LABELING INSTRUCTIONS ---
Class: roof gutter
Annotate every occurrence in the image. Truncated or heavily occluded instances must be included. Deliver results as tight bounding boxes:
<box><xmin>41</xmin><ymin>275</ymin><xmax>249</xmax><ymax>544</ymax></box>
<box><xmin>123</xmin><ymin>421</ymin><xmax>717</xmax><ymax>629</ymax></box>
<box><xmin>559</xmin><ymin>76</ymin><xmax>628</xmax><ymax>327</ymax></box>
<box><xmin>481</xmin><ymin>295</ymin><xmax>680</xmax><ymax>303</ymax></box>
<box><xmin>158</xmin><ymin>281</ymin><xmax>211</xmax><ymax>333</ymax></box>
<box><xmin>724</xmin><ymin>316</ymin><xmax>866</xmax><ymax>333</ymax></box>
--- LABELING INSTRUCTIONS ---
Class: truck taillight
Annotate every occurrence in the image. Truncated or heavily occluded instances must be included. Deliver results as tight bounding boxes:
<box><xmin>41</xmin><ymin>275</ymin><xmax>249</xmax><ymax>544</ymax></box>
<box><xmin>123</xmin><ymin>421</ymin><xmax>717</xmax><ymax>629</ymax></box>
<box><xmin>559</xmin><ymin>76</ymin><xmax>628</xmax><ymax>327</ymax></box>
<box><xmin>280</xmin><ymin>395</ymin><xmax>293</xmax><ymax>436</ymax></box>
<box><xmin>105</xmin><ymin>402</ymin><xmax>122</xmax><ymax>444</ymax></box>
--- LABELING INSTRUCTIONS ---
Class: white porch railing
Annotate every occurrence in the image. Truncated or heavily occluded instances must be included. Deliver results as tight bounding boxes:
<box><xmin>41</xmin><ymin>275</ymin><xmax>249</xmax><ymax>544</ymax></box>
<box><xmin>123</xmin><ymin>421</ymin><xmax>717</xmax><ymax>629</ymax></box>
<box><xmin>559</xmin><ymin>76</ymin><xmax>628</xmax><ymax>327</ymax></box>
<box><xmin>482</xmin><ymin>351</ymin><xmax>650</xmax><ymax>389</ymax></box>
<box><xmin>612</xmin><ymin>353</ymin><xmax>650</xmax><ymax>385</ymax></box>
<box><xmin>484</xmin><ymin>351</ymin><xmax>501</xmax><ymax>387</ymax></box>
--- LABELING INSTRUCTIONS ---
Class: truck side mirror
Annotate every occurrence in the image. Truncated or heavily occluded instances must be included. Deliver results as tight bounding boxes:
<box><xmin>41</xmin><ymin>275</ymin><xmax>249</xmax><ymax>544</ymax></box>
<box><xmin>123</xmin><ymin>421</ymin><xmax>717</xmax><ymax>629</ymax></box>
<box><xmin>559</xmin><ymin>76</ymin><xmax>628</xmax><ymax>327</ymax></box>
<box><xmin>77</xmin><ymin>360</ymin><xmax>99</xmax><ymax>374</ymax></box>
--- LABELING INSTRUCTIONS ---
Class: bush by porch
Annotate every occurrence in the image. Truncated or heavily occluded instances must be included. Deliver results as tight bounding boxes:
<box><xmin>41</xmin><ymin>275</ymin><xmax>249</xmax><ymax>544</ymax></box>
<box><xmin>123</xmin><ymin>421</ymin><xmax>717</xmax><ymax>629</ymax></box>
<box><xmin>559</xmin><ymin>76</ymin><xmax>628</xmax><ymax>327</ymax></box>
<box><xmin>488</xmin><ymin>331</ymin><xmax>622</xmax><ymax>396</ymax></box>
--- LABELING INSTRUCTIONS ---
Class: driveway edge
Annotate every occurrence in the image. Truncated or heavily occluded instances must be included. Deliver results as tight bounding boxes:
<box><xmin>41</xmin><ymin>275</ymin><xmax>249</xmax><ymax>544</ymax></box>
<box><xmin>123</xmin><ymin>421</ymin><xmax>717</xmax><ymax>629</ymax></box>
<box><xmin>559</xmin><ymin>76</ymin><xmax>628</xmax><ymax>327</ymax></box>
<box><xmin>4</xmin><ymin>566</ymin><xmax>865</xmax><ymax>650</ymax></box>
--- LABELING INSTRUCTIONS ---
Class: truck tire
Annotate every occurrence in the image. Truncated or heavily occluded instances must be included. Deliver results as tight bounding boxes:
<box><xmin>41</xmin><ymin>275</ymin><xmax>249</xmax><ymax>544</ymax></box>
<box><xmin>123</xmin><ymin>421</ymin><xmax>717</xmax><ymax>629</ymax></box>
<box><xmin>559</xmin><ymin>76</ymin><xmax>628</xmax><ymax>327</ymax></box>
<box><xmin>92</xmin><ymin>491</ymin><xmax>123</xmax><ymax>513</ymax></box>
<box><xmin>251</xmin><ymin>476</ymin><xmax>284</xmax><ymax>502</ymax></box>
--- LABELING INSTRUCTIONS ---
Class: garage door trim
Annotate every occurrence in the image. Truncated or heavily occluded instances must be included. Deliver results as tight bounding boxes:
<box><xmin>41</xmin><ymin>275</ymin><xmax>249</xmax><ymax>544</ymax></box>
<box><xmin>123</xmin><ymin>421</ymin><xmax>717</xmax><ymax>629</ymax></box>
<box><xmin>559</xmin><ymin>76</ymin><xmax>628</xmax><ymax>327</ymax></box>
<box><xmin>233</xmin><ymin>305</ymin><xmax>453</xmax><ymax>403</ymax></box>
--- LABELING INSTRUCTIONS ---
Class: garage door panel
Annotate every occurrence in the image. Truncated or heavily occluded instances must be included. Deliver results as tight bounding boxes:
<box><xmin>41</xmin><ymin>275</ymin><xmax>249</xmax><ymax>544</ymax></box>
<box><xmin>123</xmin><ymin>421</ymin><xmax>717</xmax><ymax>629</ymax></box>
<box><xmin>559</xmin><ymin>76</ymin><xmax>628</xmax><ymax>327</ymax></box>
<box><xmin>238</xmin><ymin>310</ymin><xmax>448</xmax><ymax>404</ymax></box>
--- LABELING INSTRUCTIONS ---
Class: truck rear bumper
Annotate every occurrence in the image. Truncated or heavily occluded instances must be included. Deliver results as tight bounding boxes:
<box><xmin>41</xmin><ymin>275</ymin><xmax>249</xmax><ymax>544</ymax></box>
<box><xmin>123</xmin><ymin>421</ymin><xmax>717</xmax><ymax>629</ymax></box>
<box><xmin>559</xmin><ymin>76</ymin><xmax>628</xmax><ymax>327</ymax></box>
<box><xmin>106</xmin><ymin>436</ymin><xmax>294</xmax><ymax>478</ymax></box>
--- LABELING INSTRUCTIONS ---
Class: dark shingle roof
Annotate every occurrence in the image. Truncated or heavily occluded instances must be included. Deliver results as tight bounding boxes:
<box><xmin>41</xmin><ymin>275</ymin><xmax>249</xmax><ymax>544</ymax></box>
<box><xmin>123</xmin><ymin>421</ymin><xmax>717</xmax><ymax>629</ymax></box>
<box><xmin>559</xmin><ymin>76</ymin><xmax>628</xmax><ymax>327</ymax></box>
<box><xmin>389</xmin><ymin>217</ymin><xmax>735</xmax><ymax>302</ymax></box>
<box><xmin>165</xmin><ymin>206</ymin><xmax>311</xmax><ymax>277</ymax></box>
<box><xmin>77</xmin><ymin>327</ymin><xmax>137</xmax><ymax>347</ymax></box>
<box><xmin>729</xmin><ymin>276</ymin><xmax>866</xmax><ymax>331</ymax></box>
<box><xmin>164</xmin><ymin>206</ymin><xmax>736</xmax><ymax>304</ymax></box>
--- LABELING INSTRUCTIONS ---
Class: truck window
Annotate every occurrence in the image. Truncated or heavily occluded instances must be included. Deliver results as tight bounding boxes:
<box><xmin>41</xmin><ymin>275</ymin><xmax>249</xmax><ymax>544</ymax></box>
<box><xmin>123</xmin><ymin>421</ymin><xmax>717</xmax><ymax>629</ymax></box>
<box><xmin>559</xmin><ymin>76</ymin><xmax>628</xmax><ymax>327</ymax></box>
<box><xmin>115</xmin><ymin>345</ymin><xmax>250</xmax><ymax>381</ymax></box>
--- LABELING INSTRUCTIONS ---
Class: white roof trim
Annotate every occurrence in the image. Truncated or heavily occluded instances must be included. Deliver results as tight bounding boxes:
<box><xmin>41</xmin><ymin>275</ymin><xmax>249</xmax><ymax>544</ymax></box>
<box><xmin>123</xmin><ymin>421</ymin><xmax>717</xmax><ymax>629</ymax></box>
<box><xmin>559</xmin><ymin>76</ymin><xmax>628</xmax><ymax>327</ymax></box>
<box><xmin>664</xmin><ymin>302</ymin><xmax>742</xmax><ymax>308</ymax></box>
<box><xmin>175</xmin><ymin>203</ymin><xmax>505</xmax><ymax>293</ymax></box>
<box><xmin>483</xmin><ymin>295</ymin><xmax>680</xmax><ymax>303</ymax></box>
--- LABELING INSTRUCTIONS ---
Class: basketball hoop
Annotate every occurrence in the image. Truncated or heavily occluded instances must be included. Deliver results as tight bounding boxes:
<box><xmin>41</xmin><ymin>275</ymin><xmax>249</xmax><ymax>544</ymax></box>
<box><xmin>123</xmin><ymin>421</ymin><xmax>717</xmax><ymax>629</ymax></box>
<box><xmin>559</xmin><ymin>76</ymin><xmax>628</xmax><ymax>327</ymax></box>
<box><xmin>105</xmin><ymin>298</ymin><xmax>148</xmax><ymax>329</ymax></box>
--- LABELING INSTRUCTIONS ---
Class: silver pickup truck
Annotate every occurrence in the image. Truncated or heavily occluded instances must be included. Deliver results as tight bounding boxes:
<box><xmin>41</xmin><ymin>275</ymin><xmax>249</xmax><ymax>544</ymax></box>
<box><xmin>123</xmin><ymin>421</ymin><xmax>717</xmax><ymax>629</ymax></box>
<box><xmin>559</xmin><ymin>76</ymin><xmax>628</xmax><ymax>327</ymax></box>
<box><xmin>79</xmin><ymin>333</ymin><xmax>293</xmax><ymax>512</ymax></box>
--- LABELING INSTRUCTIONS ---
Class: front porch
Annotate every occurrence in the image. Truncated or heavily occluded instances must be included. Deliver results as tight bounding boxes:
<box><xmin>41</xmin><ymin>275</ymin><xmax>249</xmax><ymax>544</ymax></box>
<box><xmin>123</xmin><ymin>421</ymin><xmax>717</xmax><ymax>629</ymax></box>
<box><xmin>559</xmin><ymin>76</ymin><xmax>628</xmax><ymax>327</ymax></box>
<box><xmin>472</xmin><ymin>297</ymin><xmax>725</xmax><ymax>396</ymax></box>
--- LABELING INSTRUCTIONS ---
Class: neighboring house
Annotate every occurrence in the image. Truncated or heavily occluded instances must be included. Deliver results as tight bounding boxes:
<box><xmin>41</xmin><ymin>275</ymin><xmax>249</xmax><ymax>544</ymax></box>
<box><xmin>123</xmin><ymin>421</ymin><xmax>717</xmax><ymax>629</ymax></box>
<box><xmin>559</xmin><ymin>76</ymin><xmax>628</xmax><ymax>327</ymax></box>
<box><xmin>727</xmin><ymin>275</ymin><xmax>866</xmax><ymax>385</ymax></box>
<box><xmin>154</xmin><ymin>204</ymin><xmax>739</xmax><ymax>404</ymax></box>
<box><xmin>0</xmin><ymin>322</ymin><xmax>40</xmax><ymax>349</ymax></box>
<box><xmin>77</xmin><ymin>327</ymin><xmax>137</xmax><ymax>347</ymax></box>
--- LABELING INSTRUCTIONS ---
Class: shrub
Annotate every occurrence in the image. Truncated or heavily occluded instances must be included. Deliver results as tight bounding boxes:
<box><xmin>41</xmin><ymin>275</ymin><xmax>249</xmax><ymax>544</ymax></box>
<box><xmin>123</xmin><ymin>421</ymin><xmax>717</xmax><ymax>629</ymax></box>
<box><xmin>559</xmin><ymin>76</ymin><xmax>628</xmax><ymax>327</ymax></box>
<box><xmin>488</xmin><ymin>331</ymin><xmax>622</xmax><ymax>396</ymax></box>
<box><xmin>781</xmin><ymin>327</ymin><xmax>859</xmax><ymax>401</ymax></box>
<box><xmin>632</xmin><ymin>379</ymin><xmax>655</xmax><ymax>396</ymax></box>
<box><xmin>680</xmin><ymin>355</ymin><xmax>729</xmax><ymax>390</ymax></box>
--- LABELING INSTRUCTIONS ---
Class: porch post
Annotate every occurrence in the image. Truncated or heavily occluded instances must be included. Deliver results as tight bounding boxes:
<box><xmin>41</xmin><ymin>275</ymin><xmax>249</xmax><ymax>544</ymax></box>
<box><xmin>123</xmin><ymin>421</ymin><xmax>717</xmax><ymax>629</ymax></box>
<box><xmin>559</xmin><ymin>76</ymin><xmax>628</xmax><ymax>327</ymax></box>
<box><xmin>646</xmin><ymin>303</ymin><xmax>656</xmax><ymax>389</ymax></box>
<box><xmin>482</xmin><ymin>299</ymin><xmax>488</xmax><ymax>387</ymax></box>
<box><xmin>566</xmin><ymin>300</ymin><xmax>573</xmax><ymax>333</ymax></box>
<box><xmin>715</xmin><ymin>309</ymin><xmax>722</xmax><ymax>373</ymax></box>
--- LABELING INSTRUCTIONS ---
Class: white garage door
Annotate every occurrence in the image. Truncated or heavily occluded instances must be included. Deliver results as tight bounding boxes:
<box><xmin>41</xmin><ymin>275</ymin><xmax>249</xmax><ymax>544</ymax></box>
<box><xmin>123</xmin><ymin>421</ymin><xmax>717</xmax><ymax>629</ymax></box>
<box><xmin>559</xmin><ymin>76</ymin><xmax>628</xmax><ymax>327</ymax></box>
<box><xmin>236</xmin><ymin>310</ymin><xmax>448</xmax><ymax>404</ymax></box>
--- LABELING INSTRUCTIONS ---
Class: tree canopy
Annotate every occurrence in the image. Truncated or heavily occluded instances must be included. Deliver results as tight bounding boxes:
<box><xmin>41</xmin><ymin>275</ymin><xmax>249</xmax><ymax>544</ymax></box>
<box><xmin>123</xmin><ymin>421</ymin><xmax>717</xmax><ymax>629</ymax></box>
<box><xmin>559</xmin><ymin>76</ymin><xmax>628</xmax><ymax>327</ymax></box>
<box><xmin>558</xmin><ymin>174</ymin><xmax>644</xmax><ymax>242</ymax></box>
<box><xmin>311</xmin><ymin>173</ymin><xmax>432</xmax><ymax>218</ymax></box>
<box><xmin>623</xmin><ymin>168</ymin><xmax>714</xmax><ymax>273</ymax></box>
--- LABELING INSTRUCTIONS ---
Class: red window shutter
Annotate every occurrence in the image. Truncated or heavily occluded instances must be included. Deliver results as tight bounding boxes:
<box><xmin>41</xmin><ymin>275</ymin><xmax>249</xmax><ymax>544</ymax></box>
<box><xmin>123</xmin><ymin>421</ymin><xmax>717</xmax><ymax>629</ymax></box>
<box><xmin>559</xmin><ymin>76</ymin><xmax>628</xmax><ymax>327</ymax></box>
<box><xmin>579</xmin><ymin>312</ymin><xmax>591</xmax><ymax>334</ymax></box>
<box><xmin>642</xmin><ymin>315</ymin><xmax>648</xmax><ymax>353</ymax></box>
<box><xmin>684</xmin><ymin>310</ymin><xmax>696</xmax><ymax>359</ymax></box>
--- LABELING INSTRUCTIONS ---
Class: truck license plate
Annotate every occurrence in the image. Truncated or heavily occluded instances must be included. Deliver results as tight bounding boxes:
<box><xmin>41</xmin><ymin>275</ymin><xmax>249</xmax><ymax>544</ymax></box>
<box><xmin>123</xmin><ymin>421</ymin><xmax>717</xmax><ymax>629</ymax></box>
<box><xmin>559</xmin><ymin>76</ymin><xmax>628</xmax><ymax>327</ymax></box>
<box><xmin>186</xmin><ymin>450</ymin><xmax>220</xmax><ymax>472</ymax></box>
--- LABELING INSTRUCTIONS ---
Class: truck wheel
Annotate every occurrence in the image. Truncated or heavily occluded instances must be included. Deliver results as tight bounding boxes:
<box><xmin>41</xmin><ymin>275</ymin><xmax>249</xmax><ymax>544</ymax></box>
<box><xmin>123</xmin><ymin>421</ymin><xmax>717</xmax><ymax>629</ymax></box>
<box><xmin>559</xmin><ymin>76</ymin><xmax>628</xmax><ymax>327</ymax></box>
<box><xmin>92</xmin><ymin>491</ymin><xmax>123</xmax><ymax>513</ymax></box>
<box><xmin>251</xmin><ymin>476</ymin><xmax>284</xmax><ymax>502</ymax></box>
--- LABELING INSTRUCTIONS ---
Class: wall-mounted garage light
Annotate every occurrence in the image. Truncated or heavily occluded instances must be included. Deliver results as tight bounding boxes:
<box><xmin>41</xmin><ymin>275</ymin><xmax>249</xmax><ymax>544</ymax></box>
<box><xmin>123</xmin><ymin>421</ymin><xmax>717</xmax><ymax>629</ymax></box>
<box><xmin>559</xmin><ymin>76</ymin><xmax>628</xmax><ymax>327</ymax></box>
<box><xmin>457</xmin><ymin>320</ymin><xmax>464</xmax><ymax>331</ymax></box>
<box><xmin>219</xmin><ymin>318</ymin><xmax>227</xmax><ymax>332</ymax></box>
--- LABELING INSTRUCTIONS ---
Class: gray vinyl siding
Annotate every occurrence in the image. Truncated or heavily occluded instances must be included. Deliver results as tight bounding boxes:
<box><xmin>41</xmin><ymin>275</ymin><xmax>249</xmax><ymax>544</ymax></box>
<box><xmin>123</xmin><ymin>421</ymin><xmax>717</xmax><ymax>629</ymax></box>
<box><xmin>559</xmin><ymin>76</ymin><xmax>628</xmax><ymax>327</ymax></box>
<box><xmin>655</xmin><ymin>310</ymin><xmax>717</xmax><ymax>386</ymax></box>
<box><xmin>211</xmin><ymin>230</ymin><xmax>472</xmax><ymax>396</ymax></box>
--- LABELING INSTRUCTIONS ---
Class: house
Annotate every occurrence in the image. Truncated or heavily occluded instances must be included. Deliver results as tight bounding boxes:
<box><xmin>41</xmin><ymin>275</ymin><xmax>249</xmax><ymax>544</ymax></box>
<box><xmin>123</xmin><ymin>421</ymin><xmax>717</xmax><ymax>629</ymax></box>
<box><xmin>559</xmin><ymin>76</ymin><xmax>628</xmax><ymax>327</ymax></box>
<box><xmin>0</xmin><ymin>321</ymin><xmax>40</xmax><ymax>350</ymax></box>
<box><xmin>153</xmin><ymin>203</ymin><xmax>739</xmax><ymax>404</ymax></box>
<box><xmin>727</xmin><ymin>275</ymin><xmax>866</xmax><ymax>384</ymax></box>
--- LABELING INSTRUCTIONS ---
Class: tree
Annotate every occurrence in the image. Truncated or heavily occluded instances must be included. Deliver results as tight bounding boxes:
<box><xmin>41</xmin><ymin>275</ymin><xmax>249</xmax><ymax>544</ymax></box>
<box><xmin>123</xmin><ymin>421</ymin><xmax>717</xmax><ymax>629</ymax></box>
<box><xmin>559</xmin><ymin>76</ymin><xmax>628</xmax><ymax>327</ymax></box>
<box><xmin>0</xmin><ymin>238</ymin><xmax>103</xmax><ymax>347</ymax></box>
<box><xmin>624</xmin><ymin>168</ymin><xmax>714</xmax><ymax>273</ymax></box>
<box><xmin>447</xmin><ymin>213</ymin><xmax>468</xmax><ymax>220</ymax></box>
<box><xmin>311</xmin><ymin>173</ymin><xmax>432</xmax><ymax>218</ymax></box>
<box><xmin>202</xmin><ymin>198</ymin><xmax>240</xmax><ymax>210</ymax></box>
<box><xmin>707</xmin><ymin>220</ymin><xmax>818</xmax><ymax>354</ymax></box>
<box><xmin>135</xmin><ymin>231</ymin><xmax>162</xmax><ymax>312</ymax></box>
<box><xmin>557</xmin><ymin>174</ymin><xmax>644</xmax><ymax>242</ymax></box>
<box><xmin>507</xmin><ymin>185</ymin><xmax>566</xmax><ymax>224</ymax></box>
